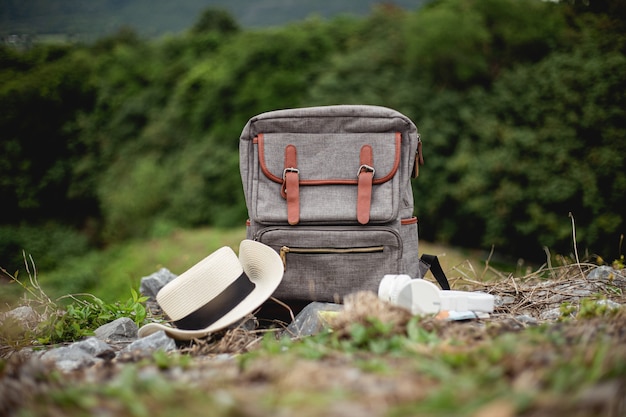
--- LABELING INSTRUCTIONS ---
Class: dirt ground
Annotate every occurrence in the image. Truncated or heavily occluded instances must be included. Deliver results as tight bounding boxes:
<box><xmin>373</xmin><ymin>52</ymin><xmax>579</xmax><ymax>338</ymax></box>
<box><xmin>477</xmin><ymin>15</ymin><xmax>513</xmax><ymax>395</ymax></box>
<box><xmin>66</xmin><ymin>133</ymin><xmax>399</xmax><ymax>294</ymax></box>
<box><xmin>2</xmin><ymin>262</ymin><xmax>626</xmax><ymax>417</ymax></box>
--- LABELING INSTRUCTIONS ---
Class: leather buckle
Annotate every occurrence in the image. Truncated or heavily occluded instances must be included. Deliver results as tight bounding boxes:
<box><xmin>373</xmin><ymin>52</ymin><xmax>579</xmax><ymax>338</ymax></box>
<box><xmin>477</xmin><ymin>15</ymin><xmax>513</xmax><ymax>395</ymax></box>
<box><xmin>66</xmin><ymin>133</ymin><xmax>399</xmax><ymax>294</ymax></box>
<box><xmin>357</xmin><ymin>164</ymin><xmax>375</xmax><ymax>177</ymax></box>
<box><xmin>283</xmin><ymin>167</ymin><xmax>300</xmax><ymax>182</ymax></box>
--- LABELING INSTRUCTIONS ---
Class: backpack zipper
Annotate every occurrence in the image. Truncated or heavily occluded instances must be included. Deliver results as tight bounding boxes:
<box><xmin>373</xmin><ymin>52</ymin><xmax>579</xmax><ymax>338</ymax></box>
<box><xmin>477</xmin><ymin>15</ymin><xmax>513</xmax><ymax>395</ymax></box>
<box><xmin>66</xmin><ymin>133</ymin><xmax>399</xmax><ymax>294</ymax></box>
<box><xmin>279</xmin><ymin>245</ymin><xmax>385</xmax><ymax>271</ymax></box>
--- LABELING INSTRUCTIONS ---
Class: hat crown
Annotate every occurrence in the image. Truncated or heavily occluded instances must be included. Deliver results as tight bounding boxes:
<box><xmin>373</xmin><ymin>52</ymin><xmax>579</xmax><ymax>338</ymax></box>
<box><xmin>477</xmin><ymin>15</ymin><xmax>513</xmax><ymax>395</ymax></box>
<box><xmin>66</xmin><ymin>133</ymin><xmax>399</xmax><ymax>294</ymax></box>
<box><xmin>156</xmin><ymin>247</ymin><xmax>244</xmax><ymax>321</ymax></box>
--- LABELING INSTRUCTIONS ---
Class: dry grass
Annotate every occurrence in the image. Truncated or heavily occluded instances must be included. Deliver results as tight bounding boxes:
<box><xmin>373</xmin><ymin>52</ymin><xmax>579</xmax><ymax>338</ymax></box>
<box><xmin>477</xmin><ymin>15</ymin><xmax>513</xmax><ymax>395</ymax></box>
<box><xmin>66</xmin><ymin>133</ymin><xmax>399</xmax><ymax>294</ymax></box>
<box><xmin>2</xmin><ymin>251</ymin><xmax>626</xmax><ymax>417</ymax></box>
<box><xmin>176</xmin><ymin>261</ymin><xmax>626</xmax><ymax>357</ymax></box>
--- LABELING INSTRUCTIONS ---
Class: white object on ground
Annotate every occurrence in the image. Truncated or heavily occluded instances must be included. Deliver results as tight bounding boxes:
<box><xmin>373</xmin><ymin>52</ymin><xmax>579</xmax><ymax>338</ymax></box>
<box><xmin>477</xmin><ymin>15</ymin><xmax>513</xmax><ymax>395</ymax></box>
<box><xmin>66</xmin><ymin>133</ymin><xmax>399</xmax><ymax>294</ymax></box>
<box><xmin>378</xmin><ymin>274</ymin><xmax>494</xmax><ymax>315</ymax></box>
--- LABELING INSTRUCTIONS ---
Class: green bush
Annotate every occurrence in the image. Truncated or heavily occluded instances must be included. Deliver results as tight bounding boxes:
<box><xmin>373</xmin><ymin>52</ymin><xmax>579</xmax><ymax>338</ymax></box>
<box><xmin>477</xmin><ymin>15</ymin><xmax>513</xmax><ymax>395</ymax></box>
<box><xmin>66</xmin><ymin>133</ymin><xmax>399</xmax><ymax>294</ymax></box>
<box><xmin>0</xmin><ymin>224</ymin><xmax>90</xmax><ymax>275</ymax></box>
<box><xmin>2</xmin><ymin>1</ymin><xmax>625</xmax><ymax>265</ymax></box>
<box><xmin>0</xmin><ymin>44</ymin><xmax>97</xmax><ymax>225</ymax></box>
<box><xmin>414</xmin><ymin>44</ymin><xmax>626</xmax><ymax>260</ymax></box>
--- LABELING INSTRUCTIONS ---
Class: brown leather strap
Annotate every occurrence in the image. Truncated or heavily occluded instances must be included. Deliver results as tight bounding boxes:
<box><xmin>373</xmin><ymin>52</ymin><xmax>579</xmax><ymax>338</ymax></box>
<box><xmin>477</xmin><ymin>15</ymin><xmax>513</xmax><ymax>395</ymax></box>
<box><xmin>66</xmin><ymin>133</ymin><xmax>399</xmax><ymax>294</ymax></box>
<box><xmin>357</xmin><ymin>145</ymin><xmax>374</xmax><ymax>225</ymax></box>
<box><xmin>283</xmin><ymin>145</ymin><xmax>300</xmax><ymax>225</ymax></box>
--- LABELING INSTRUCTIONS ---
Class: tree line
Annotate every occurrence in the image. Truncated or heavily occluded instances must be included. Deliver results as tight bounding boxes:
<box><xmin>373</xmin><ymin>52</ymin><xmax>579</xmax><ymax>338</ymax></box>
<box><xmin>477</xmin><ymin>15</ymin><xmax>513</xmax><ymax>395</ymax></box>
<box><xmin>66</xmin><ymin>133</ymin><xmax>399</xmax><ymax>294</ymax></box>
<box><xmin>1</xmin><ymin>0</ymin><xmax>625</xmax><ymax>274</ymax></box>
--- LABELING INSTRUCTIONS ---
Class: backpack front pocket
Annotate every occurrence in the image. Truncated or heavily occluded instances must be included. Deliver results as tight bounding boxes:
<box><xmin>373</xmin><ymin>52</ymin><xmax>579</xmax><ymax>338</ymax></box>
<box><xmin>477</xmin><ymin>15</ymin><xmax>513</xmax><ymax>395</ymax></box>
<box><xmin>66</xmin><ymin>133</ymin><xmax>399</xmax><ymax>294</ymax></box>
<box><xmin>254</xmin><ymin>226</ymin><xmax>403</xmax><ymax>302</ymax></box>
<box><xmin>252</xmin><ymin>132</ymin><xmax>402</xmax><ymax>225</ymax></box>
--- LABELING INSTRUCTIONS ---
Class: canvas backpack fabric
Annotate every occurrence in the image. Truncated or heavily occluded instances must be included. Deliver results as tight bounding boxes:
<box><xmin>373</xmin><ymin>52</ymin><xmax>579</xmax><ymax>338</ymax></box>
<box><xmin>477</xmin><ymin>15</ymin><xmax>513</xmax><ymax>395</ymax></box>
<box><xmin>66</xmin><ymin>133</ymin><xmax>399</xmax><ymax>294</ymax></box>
<box><xmin>239</xmin><ymin>105</ymin><xmax>437</xmax><ymax>303</ymax></box>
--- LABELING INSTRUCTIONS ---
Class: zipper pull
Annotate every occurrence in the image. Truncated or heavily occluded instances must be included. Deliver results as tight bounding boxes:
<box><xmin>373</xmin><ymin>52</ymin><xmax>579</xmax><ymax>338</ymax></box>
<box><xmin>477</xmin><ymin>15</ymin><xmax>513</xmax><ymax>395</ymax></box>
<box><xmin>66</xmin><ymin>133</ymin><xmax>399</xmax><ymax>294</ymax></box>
<box><xmin>413</xmin><ymin>135</ymin><xmax>423</xmax><ymax>178</ymax></box>
<box><xmin>279</xmin><ymin>246</ymin><xmax>289</xmax><ymax>271</ymax></box>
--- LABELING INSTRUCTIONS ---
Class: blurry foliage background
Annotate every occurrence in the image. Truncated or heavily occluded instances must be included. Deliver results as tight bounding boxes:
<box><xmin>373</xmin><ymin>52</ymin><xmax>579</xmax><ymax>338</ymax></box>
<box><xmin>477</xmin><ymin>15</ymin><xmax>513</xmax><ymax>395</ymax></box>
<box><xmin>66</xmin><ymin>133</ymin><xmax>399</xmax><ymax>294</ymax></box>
<box><xmin>0</xmin><ymin>0</ymin><xmax>429</xmax><ymax>38</ymax></box>
<box><xmin>1</xmin><ymin>0</ymin><xmax>625</xmax><ymax>280</ymax></box>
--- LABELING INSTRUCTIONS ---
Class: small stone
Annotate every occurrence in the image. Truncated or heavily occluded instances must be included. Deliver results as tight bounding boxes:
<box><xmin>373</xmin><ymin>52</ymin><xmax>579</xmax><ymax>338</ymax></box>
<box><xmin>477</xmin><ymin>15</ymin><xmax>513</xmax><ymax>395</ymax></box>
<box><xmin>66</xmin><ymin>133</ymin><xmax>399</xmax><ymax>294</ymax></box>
<box><xmin>95</xmin><ymin>317</ymin><xmax>138</xmax><ymax>341</ymax></box>
<box><xmin>494</xmin><ymin>295</ymin><xmax>516</xmax><ymax>307</ymax></box>
<box><xmin>41</xmin><ymin>346</ymin><xmax>98</xmax><ymax>372</ymax></box>
<box><xmin>596</xmin><ymin>299</ymin><xmax>622</xmax><ymax>310</ymax></box>
<box><xmin>0</xmin><ymin>306</ymin><xmax>41</xmax><ymax>334</ymax></box>
<box><xmin>123</xmin><ymin>330</ymin><xmax>176</xmax><ymax>355</ymax></box>
<box><xmin>514</xmin><ymin>314</ymin><xmax>538</xmax><ymax>325</ymax></box>
<box><xmin>587</xmin><ymin>265</ymin><xmax>617</xmax><ymax>282</ymax></box>
<box><xmin>139</xmin><ymin>268</ymin><xmax>177</xmax><ymax>300</ymax></box>
<box><xmin>539</xmin><ymin>307</ymin><xmax>562</xmax><ymax>321</ymax></box>
<box><xmin>72</xmin><ymin>337</ymin><xmax>115</xmax><ymax>358</ymax></box>
<box><xmin>38</xmin><ymin>337</ymin><xmax>116</xmax><ymax>372</ymax></box>
<box><xmin>1</xmin><ymin>306</ymin><xmax>39</xmax><ymax>324</ymax></box>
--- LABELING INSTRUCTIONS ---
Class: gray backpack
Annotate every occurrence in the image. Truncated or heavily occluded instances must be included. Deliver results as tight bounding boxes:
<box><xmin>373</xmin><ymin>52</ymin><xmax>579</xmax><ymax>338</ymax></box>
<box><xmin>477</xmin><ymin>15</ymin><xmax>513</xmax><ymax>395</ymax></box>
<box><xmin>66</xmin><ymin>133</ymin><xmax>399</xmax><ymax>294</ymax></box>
<box><xmin>239</xmin><ymin>105</ymin><xmax>446</xmax><ymax>304</ymax></box>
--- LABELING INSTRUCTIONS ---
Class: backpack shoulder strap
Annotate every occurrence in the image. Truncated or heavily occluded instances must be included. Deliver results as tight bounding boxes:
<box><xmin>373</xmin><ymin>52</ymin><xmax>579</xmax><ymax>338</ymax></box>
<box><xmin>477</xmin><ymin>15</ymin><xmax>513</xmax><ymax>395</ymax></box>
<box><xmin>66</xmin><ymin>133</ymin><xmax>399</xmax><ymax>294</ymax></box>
<box><xmin>420</xmin><ymin>254</ymin><xmax>451</xmax><ymax>290</ymax></box>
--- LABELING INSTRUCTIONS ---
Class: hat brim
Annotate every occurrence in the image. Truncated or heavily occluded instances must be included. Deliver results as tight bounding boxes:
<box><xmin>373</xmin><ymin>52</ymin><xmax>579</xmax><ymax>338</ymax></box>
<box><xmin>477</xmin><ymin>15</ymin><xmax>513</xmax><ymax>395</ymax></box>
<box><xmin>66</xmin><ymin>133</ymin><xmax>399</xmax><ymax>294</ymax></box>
<box><xmin>138</xmin><ymin>240</ymin><xmax>283</xmax><ymax>341</ymax></box>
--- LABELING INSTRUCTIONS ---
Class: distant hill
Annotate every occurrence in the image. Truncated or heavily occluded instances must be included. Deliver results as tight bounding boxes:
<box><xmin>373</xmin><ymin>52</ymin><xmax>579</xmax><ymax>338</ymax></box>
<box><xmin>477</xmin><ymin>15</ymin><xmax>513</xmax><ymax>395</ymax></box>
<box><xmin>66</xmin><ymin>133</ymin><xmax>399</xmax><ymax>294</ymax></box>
<box><xmin>0</xmin><ymin>0</ymin><xmax>428</xmax><ymax>40</ymax></box>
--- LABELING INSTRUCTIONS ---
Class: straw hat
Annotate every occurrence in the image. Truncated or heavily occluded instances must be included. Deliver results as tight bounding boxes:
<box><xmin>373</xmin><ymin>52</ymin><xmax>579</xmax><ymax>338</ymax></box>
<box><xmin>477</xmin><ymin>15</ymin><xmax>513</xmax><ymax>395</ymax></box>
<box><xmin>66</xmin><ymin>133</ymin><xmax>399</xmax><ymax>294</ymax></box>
<box><xmin>138</xmin><ymin>240</ymin><xmax>283</xmax><ymax>340</ymax></box>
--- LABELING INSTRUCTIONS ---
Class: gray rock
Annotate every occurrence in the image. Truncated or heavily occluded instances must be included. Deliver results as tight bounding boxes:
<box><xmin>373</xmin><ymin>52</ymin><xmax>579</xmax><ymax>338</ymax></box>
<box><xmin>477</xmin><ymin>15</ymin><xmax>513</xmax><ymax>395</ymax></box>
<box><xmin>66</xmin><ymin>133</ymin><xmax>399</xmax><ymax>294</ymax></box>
<box><xmin>596</xmin><ymin>299</ymin><xmax>622</xmax><ymax>310</ymax></box>
<box><xmin>494</xmin><ymin>295</ymin><xmax>516</xmax><ymax>307</ymax></box>
<box><xmin>0</xmin><ymin>306</ymin><xmax>40</xmax><ymax>334</ymax></box>
<box><xmin>39</xmin><ymin>337</ymin><xmax>115</xmax><ymax>372</ymax></box>
<box><xmin>1</xmin><ymin>306</ymin><xmax>38</xmax><ymax>323</ymax></box>
<box><xmin>514</xmin><ymin>314</ymin><xmax>538</xmax><ymax>326</ymax></box>
<box><xmin>72</xmin><ymin>337</ymin><xmax>115</xmax><ymax>359</ymax></box>
<box><xmin>139</xmin><ymin>268</ymin><xmax>177</xmax><ymax>300</ymax></box>
<box><xmin>123</xmin><ymin>330</ymin><xmax>176</xmax><ymax>354</ymax></box>
<box><xmin>587</xmin><ymin>265</ymin><xmax>625</xmax><ymax>282</ymax></box>
<box><xmin>41</xmin><ymin>345</ymin><xmax>99</xmax><ymax>372</ymax></box>
<box><xmin>539</xmin><ymin>307</ymin><xmax>563</xmax><ymax>321</ymax></box>
<box><xmin>38</xmin><ymin>330</ymin><xmax>178</xmax><ymax>371</ymax></box>
<box><xmin>95</xmin><ymin>317</ymin><xmax>138</xmax><ymax>341</ymax></box>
